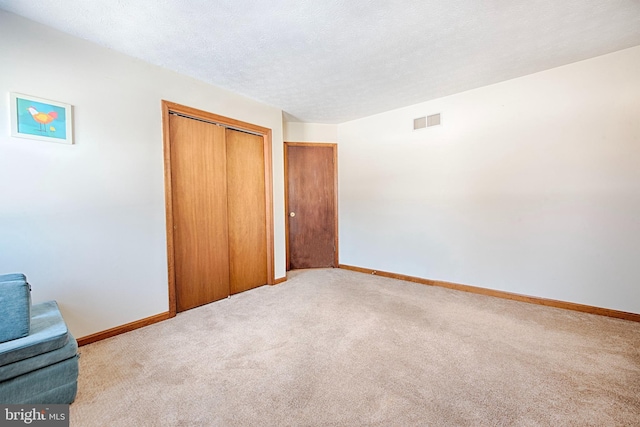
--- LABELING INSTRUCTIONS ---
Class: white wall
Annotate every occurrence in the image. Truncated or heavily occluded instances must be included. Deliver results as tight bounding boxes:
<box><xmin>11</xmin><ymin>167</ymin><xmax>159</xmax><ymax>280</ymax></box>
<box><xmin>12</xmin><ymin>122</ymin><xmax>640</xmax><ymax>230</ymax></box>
<box><xmin>0</xmin><ymin>11</ymin><xmax>286</xmax><ymax>339</ymax></box>
<box><xmin>284</xmin><ymin>121</ymin><xmax>338</xmax><ymax>142</ymax></box>
<box><xmin>338</xmin><ymin>46</ymin><xmax>640</xmax><ymax>314</ymax></box>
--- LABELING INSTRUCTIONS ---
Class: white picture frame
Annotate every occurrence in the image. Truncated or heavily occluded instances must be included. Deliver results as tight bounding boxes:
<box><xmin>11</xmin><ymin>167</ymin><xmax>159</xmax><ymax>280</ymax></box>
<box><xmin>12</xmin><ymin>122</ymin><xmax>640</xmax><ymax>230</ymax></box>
<box><xmin>10</xmin><ymin>92</ymin><xmax>74</xmax><ymax>144</ymax></box>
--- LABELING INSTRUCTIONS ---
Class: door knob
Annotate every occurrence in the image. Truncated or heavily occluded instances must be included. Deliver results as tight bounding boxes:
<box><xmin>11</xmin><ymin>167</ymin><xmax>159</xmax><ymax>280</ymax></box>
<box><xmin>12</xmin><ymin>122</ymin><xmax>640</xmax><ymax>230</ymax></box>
<box><xmin>290</xmin><ymin>212</ymin><xmax>296</xmax><ymax>217</ymax></box>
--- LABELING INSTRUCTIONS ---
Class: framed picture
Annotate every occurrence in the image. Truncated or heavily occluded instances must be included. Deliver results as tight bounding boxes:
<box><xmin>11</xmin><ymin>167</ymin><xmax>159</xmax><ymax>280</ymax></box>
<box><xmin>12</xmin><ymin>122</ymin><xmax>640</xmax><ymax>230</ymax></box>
<box><xmin>10</xmin><ymin>93</ymin><xmax>73</xmax><ymax>144</ymax></box>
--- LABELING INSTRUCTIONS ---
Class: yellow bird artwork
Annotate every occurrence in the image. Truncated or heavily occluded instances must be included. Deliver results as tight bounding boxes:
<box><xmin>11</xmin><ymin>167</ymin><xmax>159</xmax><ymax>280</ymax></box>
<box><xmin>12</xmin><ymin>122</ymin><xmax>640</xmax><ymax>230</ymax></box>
<box><xmin>27</xmin><ymin>106</ymin><xmax>58</xmax><ymax>133</ymax></box>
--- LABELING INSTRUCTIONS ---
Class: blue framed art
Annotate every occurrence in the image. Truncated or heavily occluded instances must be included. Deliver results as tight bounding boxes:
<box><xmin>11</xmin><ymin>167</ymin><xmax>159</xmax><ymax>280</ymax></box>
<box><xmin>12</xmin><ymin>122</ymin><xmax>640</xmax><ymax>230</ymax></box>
<box><xmin>10</xmin><ymin>93</ymin><xmax>73</xmax><ymax>144</ymax></box>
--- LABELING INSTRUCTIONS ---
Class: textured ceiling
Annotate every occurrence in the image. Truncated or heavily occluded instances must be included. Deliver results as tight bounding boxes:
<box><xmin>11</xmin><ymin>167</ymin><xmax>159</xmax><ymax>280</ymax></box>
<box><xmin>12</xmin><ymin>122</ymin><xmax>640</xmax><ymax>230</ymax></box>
<box><xmin>1</xmin><ymin>1</ymin><xmax>639</xmax><ymax>123</ymax></box>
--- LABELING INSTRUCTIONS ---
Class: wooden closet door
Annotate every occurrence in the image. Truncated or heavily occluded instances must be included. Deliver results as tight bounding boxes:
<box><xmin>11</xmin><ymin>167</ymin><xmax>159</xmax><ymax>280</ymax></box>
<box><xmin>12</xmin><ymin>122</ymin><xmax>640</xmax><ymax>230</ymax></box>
<box><xmin>170</xmin><ymin>115</ymin><xmax>230</xmax><ymax>311</ymax></box>
<box><xmin>225</xmin><ymin>129</ymin><xmax>268</xmax><ymax>294</ymax></box>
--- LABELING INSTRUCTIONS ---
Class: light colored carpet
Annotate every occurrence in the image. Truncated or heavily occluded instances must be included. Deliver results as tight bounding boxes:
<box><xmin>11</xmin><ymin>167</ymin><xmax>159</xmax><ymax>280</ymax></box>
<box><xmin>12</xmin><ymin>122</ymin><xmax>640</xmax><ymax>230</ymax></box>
<box><xmin>71</xmin><ymin>268</ymin><xmax>640</xmax><ymax>426</ymax></box>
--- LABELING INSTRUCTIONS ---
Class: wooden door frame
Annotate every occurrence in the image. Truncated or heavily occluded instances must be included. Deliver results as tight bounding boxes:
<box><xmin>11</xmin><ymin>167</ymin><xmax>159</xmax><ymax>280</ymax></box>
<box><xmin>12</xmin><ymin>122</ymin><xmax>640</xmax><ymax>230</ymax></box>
<box><xmin>162</xmin><ymin>100</ymin><xmax>275</xmax><ymax>317</ymax></box>
<box><xmin>284</xmin><ymin>142</ymin><xmax>339</xmax><ymax>271</ymax></box>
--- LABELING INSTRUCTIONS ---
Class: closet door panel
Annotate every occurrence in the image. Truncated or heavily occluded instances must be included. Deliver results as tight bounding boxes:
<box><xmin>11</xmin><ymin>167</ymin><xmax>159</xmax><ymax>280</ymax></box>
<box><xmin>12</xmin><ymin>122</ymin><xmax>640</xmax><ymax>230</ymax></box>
<box><xmin>170</xmin><ymin>115</ymin><xmax>230</xmax><ymax>311</ymax></box>
<box><xmin>225</xmin><ymin>129</ymin><xmax>268</xmax><ymax>294</ymax></box>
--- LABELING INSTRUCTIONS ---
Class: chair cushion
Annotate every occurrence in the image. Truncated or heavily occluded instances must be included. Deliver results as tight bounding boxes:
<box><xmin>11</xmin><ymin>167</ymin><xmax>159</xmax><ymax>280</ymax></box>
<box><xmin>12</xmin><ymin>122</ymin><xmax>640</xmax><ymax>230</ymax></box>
<box><xmin>0</xmin><ymin>277</ymin><xmax>31</xmax><ymax>343</ymax></box>
<box><xmin>0</xmin><ymin>333</ymin><xmax>78</xmax><ymax>382</ymax></box>
<box><xmin>0</xmin><ymin>301</ymin><xmax>69</xmax><ymax>367</ymax></box>
<box><xmin>0</xmin><ymin>273</ymin><xmax>27</xmax><ymax>282</ymax></box>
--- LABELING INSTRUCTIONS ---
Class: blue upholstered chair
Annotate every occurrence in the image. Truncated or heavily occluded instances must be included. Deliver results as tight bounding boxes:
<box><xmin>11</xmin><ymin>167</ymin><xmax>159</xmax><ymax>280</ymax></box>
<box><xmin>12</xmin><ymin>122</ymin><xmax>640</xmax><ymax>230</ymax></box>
<box><xmin>0</xmin><ymin>273</ymin><xmax>79</xmax><ymax>404</ymax></box>
<box><xmin>0</xmin><ymin>273</ymin><xmax>31</xmax><ymax>343</ymax></box>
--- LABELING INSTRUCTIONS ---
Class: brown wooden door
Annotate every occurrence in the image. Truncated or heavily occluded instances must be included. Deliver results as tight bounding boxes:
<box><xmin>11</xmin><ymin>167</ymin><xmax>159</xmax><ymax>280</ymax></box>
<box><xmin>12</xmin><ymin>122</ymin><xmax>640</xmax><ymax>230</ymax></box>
<box><xmin>169</xmin><ymin>114</ymin><xmax>230</xmax><ymax>311</ymax></box>
<box><xmin>226</xmin><ymin>129</ymin><xmax>268</xmax><ymax>294</ymax></box>
<box><xmin>286</xmin><ymin>143</ymin><xmax>338</xmax><ymax>269</ymax></box>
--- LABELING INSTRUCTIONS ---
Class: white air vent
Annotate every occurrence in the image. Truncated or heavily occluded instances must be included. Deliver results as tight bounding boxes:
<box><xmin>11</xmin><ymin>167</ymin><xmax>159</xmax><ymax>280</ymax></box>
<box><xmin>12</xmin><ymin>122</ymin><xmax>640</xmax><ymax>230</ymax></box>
<box><xmin>427</xmin><ymin>113</ymin><xmax>441</xmax><ymax>127</ymax></box>
<box><xmin>413</xmin><ymin>116</ymin><xmax>427</xmax><ymax>130</ymax></box>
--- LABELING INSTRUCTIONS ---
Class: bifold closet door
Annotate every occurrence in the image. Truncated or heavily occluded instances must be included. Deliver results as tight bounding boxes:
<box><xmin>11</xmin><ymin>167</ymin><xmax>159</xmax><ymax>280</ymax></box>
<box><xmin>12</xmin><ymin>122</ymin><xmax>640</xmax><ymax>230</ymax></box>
<box><xmin>170</xmin><ymin>114</ymin><xmax>230</xmax><ymax>312</ymax></box>
<box><xmin>225</xmin><ymin>128</ymin><xmax>268</xmax><ymax>294</ymax></box>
